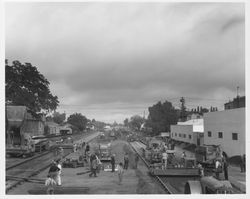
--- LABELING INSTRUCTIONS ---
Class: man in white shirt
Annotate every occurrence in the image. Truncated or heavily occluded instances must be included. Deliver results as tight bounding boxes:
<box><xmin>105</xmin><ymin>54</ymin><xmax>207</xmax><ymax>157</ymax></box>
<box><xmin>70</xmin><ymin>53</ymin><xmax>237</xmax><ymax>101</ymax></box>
<box><xmin>56</xmin><ymin>160</ymin><xmax>62</xmax><ymax>186</ymax></box>
<box><xmin>162</xmin><ymin>150</ymin><xmax>168</xmax><ymax>169</ymax></box>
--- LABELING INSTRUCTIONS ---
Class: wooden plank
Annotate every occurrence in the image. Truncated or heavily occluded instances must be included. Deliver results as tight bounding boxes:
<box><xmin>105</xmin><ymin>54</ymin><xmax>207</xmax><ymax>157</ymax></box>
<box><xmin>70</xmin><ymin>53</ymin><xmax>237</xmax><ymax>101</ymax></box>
<box><xmin>151</xmin><ymin>168</ymin><xmax>200</xmax><ymax>176</ymax></box>
<box><xmin>28</xmin><ymin>187</ymin><xmax>90</xmax><ymax>194</ymax></box>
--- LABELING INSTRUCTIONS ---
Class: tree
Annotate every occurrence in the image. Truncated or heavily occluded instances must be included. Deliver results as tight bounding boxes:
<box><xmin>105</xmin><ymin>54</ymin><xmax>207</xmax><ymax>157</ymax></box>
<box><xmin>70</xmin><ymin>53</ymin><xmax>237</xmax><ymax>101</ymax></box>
<box><xmin>5</xmin><ymin>60</ymin><xmax>59</xmax><ymax>115</ymax></box>
<box><xmin>129</xmin><ymin>115</ymin><xmax>144</xmax><ymax>131</ymax></box>
<box><xmin>67</xmin><ymin>113</ymin><xmax>88</xmax><ymax>131</ymax></box>
<box><xmin>52</xmin><ymin>111</ymin><xmax>66</xmax><ymax>124</ymax></box>
<box><xmin>146</xmin><ymin>101</ymin><xmax>178</xmax><ymax>135</ymax></box>
<box><xmin>124</xmin><ymin>118</ymin><xmax>129</xmax><ymax>127</ymax></box>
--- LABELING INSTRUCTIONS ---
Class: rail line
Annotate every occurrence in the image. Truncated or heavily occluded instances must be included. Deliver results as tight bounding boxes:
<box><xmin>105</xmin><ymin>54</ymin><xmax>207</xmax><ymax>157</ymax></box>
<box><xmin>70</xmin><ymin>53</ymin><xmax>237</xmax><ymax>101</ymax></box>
<box><xmin>6</xmin><ymin>151</ymin><xmax>52</xmax><ymax>171</ymax></box>
<box><xmin>130</xmin><ymin>141</ymin><xmax>242</xmax><ymax>194</ymax></box>
<box><xmin>129</xmin><ymin>141</ymin><xmax>175</xmax><ymax>194</ymax></box>
<box><xmin>6</xmin><ymin>132</ymin><xmax>100</xmax><ymax>193</ymax></box>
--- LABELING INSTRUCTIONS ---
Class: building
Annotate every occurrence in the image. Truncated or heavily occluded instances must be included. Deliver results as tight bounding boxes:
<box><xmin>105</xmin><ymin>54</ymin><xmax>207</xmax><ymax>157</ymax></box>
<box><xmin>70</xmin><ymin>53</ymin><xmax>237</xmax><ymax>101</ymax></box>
<box><xmin>6</xmin><ymin>106</ymin><xmax>45</xmax><ymax>155</ymax></box>
<box><xmin>224</xmin><ymin>96</ymin><xmax>245</xmax><ymax>110</ymax></box>
<box><xmin>170</xmin><ymin>119</ymin><xmax>204</xmax><ymax>146</ymax></box>
<box><xmin>45</xmin><ymin>121</ymin><xmax>60</xmax><ymax>135</ymax></box>
<box><xmin>203</xmin><ymin>108</ymin><xmax>245</xmax><ymax>157</ymax></box>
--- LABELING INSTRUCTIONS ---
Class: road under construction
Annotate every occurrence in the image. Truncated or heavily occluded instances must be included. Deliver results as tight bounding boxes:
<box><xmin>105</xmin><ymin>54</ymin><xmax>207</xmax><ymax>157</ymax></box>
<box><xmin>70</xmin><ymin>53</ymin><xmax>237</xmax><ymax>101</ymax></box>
<box><xmin>6</xmin><ymin>130</ymin><xmax>244</xmax><ymax>195</ymax></box>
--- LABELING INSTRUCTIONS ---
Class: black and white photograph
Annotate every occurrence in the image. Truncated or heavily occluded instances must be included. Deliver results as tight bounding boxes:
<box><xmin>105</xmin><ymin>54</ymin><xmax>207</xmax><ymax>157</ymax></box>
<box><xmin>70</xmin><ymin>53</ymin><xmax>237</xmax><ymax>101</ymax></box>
<box><xmin>2</xmin><ymin>0</ymin><xmax>247</xmax><ymax>196</ymax></box>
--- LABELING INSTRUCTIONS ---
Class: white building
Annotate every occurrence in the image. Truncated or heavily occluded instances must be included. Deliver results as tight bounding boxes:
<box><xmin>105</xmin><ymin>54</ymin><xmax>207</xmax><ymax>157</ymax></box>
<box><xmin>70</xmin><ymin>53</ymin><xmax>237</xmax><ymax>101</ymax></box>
<box><xmin>171</xmin><ymin>119</ymin><xmax>204</xmax><ymax>146</ymax></box>
<box><xmin>203</xmin><ymin>108</ymin><xmax>245</xmax><ymax>157</ymax></box>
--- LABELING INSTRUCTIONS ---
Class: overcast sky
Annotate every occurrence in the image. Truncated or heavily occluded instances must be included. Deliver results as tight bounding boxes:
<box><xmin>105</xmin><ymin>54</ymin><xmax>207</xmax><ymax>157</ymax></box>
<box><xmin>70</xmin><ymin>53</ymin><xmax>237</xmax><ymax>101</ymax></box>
<box><xmin>5</xmin><ymin>2</ymin><xmax>245</xmax><ymax>123</ymax></box>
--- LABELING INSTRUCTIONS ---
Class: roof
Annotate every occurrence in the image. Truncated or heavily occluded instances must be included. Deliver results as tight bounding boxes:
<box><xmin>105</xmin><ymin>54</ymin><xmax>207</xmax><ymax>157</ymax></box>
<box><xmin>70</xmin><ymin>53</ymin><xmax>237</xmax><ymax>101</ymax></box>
<box><xmin>6</xmin><ymin>106</ymin><xmax>27</xmax><ymax>128</ymax></box>
<box><xmin>177</xmin><ymin>119</ymin><xmax>204</xmax><ymax>132</ymax></box>
<box><xmin>45</xmin><ymin>121</ymin><xmax>60</xmax><ymax>127</ymax></box>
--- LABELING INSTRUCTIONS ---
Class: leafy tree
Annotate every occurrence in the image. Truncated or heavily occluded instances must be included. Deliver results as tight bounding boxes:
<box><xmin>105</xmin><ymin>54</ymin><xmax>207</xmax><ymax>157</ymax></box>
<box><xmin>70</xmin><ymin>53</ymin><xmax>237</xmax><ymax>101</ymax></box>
<box><xmin>129</xmin><ymin>115</ymin><xmax>144</xmax><ymax>131</ymax></box>
<box><xmin>52</xmin><ymin>111</ymin><xmax>66</xmax><ymax>124</ymax></box>
<box><xmin>124</xmin><ymin>118</ymin><xmax>129</xmax><ymax>127</ymax></box>
<box><xmin>5</xmin><ymin>60</ymin><xmax>59</xmax><ymax>115</ymax></box>
<box><xmin>67</xmin><ymin>113</ymin><xmax>88</xmax><ymax>131</ymax></box>
<box><xmin>146</xmin><ymin>101</ymin><xmax>178</xmax><ymax>135</ymax></box>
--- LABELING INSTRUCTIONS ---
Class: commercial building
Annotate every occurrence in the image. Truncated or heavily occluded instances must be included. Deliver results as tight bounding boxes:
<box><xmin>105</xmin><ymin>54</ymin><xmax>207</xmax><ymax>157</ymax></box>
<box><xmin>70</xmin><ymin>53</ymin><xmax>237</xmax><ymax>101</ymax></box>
<box><xmin>203</xmin><ymin>107</ymin><xmax>245</xmax><ymax>157</ymax></box>
<box><xmin>224</xmin><ymin>96</ymin><xmax>245</xmax><ymax>110</ymax></box>
<box><xmin>170</xmin><ymin>118</ymin><xmax>204</xmax><ymax>146</ymax></box>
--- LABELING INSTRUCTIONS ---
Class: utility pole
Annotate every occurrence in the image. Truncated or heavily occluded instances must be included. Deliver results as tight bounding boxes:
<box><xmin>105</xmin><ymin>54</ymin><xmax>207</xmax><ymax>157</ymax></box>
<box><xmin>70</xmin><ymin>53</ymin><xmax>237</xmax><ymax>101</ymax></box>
<box><xmin>180</xmin><ymin>97</ymin><xmax>186</xmax><ymax>122</ymax></box>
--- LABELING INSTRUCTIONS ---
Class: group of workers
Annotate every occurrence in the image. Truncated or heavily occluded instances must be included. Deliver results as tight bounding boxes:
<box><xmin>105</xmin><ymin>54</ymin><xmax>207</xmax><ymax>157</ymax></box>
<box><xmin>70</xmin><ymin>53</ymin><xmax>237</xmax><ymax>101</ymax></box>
<box><xmin>45</xmin><ymin>138</ymin><xmax>142</xmax><ymax>194</ymax></box>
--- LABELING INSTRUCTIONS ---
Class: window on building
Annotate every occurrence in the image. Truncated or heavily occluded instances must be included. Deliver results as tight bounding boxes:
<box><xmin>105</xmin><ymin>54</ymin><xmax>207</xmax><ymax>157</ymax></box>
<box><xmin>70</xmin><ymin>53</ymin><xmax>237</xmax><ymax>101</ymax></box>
<box><xmin>175</xmin><ymin>133</ymin><xmax>177</xmax><ymax>137</ymax></box>
<box><xmin>208</xmin><ymin>131</ymin><xmax>212</xmax><ymax>137</ymax></box>
<box><xmin>189</xmin><ymin>135</ymin><xmax>192</xmax><ymax>139</ymax></box>
<box><xmin>232</xmin><ymin>133</ymin><xmax>238</xmax><ymax>140</ymax></box>
<box><xmin>218</xmin><ymin>132</ymin><xmax>223</xmax><ymax>138</ymax></box>
<box><xmin>183</xmin><ymin>134</ymin><xmax>186</xmax><ymax>138</ymax></box>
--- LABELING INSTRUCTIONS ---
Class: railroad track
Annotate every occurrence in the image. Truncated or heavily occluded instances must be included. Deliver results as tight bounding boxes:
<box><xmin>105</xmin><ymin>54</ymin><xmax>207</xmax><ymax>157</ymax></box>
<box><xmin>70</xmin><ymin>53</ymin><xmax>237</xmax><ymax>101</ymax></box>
<box><xmin>129</xmin><ymin>141</ymin><xmax>175</xmax><ymax>194</ymax></box>
<box><xmin>6</xmin><ymin>132</ymin><xmax>101</xmax><ymax>194</ymax></box>
<box><xmin>130</xmin><ymin>141</ymin><xmax>243</xmax><ymax>194</ymax></box>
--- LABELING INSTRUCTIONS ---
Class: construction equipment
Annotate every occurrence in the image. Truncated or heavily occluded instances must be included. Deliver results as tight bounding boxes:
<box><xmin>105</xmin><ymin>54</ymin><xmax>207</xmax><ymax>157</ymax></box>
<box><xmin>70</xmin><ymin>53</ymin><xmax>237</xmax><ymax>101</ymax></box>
<box><xmin>150</xmin><ymin>156</ymin><xmax>200</xmax><ymax>177</ymax></box>
<box><xmin>99</xmin><ymin>144</ymin><xmax>111</xmax><ymax>161</ymax></box>
<box><xmin>62</xmin><ymin>152</ymin><xmax>85</xmax><ymax>168</ymax></box>
<box><xmin>184</xmin><ymin>176</ymin><xmax>233</xmax><ymax>194</ymax></box>
<box><xmin>195</xmin><ymin>145</ymin><xmax>222</xmax><ymax>169</ymax></box>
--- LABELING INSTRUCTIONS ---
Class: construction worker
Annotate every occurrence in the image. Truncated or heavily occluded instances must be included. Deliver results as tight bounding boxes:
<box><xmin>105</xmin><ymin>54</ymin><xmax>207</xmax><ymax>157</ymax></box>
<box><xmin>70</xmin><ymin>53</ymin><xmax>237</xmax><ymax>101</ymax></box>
<box><xmin>59</xmin><ymin>147</ymin><xmax>64</xmax><ymax>160</ymax></box>
<box><xmin>48</xmin><ymin>160</ymin><xmax>60</xmax><ymax>183</ymax></box>
<box><xmin>89</xmin><ymin>154</ymin><xmax>97</xmax><ymax>177</ymax></box>
<box><xmin>117</xmin><ymin>162</ymin><xmax>124</xmax><ymax>185</ymax></box>
<box><xmin>124</xmin><ymin>153</ymin><xmax>129</xmax><ymax>170</ymax></box>
<box><xmin>222</xmin><ymin>157</ymin><xmax>229</xmax><ymax>180</ymax></box>
<box><xmin>45</xmin><ymin>174</ymin><xmax>57</xmax><ymax>194</ymax></box>
<box><xmin>198</xmin><ymin>163</ymin><xmax>204</xmax><ymax>177</ymax></box>
<box><xmin>111</xmin><ymin>154</ymin><xmax>115</xmax><ymax>172</ymax></box>
<box><xmin>135</xmin><ymin>153</ymin><xmax>139</xmax><ymax>169</ymax></box>
<box><xmin>181</xmin><ymin>151</ymin><xmax>186</xmax><ymax>166</ymax></box>
<box><xmin>85</xmin><ymin>143</ymin><xmax>90</xmax><ymax>155</ymax></box>
<box><xmin>162</xmin><ymin>150</ymin><xmax>168</xmax><ymax>169</ymax></box>
<box><xmin>56</xmin><ymin>159</ymin><xmax>62</xmax><ymax>186</ymax></box>
<box><xmin>215</xmin><ymin>159</ymin><xmax>222</xmax><ymax>180</ymax></box>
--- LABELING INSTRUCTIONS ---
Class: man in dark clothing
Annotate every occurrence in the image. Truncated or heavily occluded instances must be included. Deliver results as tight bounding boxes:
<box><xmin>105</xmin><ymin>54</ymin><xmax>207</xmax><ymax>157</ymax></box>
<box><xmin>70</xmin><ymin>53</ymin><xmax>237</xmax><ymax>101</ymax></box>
<box><xmin>124</xmin><ymin>153</ymin><xmax>129</xmax><ymax>170</ymax></box>
<box><xmin>135</xmin><ymin>154</ymin><xmax>139</xmax><ymax>169</ymax></box>
<box><xmin>85</xmin><ymin>143</ymin><xmax>90</xmax><ymax>155</ymax></box>
<box><xmin>48</xmin><ymin>161</ymin><xmax>60</xmax><ymax>180</ymax></box>
<box><xmin>111</xmin><ymin>154</ymin><xmax>115</xmax><ymax>172</ymax></box>
<box><xmin>223</xmin><ymin>157</ymin><xmax>229</xmax><ymax>180</ymax></box>
<box><xmin>243</xmin><ymin>154</ymin><xmax>246</xmax><ymax>172</ymax></box>
<box><xmin>89</xmin><ymin>154</ymin><xmax>97</xmax><ymax>177</ymax></box>
<box><xmin>240</xmin><ymin>154</ymin><xmax>245</xmax><ymax>173</ymax></box>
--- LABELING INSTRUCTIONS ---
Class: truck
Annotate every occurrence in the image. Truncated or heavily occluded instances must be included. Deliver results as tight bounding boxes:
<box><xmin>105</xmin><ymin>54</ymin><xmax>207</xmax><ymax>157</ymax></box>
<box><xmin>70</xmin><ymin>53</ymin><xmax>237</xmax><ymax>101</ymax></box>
<box><xmin>195</xmin><ymin>144</ymin><xmax>222</xmax><ymax>169</ymax></box>
<box><xmin>99</xmin><ymin>144</ymin><xmax>111</xmax><ymax>161</ymax></box>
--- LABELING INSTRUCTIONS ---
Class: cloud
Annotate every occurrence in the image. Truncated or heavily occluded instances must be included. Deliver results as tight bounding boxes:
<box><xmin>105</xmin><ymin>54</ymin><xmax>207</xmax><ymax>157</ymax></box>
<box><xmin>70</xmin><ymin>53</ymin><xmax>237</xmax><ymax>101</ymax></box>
<box><xmin>5</xmin><ymin>2</ymin><xmax>245</xmax><ymax>123</ymax></box>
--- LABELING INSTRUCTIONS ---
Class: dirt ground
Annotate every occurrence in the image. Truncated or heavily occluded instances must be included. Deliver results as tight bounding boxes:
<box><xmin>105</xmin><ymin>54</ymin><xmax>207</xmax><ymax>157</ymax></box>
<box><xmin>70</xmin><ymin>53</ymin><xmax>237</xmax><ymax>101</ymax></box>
<box><xmin>8</xmin><ymin>139</ymin><xmax>166</xmax><ymax>195</ymax></box>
